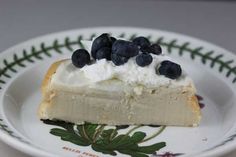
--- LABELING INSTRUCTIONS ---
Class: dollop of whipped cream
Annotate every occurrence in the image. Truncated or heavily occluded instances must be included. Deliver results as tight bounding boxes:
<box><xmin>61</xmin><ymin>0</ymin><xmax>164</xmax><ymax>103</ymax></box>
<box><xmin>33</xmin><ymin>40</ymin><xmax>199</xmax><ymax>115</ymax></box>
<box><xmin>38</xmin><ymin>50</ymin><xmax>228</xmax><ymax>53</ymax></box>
<box><xmin>51</xmin><ymin>41</ymin><xmax>193</xmax><ymax>88</ymax></box>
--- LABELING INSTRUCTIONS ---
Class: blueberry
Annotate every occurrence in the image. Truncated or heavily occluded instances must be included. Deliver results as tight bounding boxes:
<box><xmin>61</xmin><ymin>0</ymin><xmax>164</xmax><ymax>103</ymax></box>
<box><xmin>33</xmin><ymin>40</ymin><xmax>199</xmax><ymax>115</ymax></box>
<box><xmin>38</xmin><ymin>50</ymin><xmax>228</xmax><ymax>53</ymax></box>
<box><xmin>111</xmin><ymin>53</ymin><xmax>129</xmax><ymax>66</ymax></box>
<box><xmin>161</xmin><ymin>60</ymin><xmax>177</xmax><ymax>66</ymax></box>
<box><xmin>149</xmin><ymin>44</ymin><xmax>162</xmax><ymax>55</ymax></box>
<box><xmin>91</xmin><ymin>33</ymin><xmax>112</xmax><ymax>59</ymax></box>
<box><xmin>112</xmin><ymin>40</ymin><xmax>139</xmax><ymax>58</ymax></box>
<box><xmin>136</xmin><ymin>52</ymin><xmax>153</xmax><ymax>67</ymax></box>
<box><xmin>140</xmin><ymin>44</ymin><xmax>162</xmax><ymax>55</ymax></box>
<box><xmin>71</xmin><ymin>49</ymin><xmax>90</xmax><ymax>68</ymax></box>
<box><xmin>110</xmin><ymin>37</ymin><xmax>117</xmax><ymax>44</ymax></box>
<box><xmin>96</xmin><ymin>47</ymin><xmax>111</xmax><ymax>60</ymax></box>
<box><xmin>158</xmin><ymin>60</ymin><xmax>182</xmax><ymax>79</ymax></box>
<box><xmin>140</xmin><ymin>46</ymin><xmax>149</xmax><ymax>53</ymax></box>
<box><xmin>133</xmin><ymin>36</ymin><xmax>151</xmax><ymax>48</ymax></box>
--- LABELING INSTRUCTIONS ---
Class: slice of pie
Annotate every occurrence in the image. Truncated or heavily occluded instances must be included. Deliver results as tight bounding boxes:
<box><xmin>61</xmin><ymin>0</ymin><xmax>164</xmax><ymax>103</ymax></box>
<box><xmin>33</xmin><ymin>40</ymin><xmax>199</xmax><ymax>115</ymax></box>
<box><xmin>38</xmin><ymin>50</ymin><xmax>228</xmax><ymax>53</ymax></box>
<box><xmin>38</xmin><ymin>34</ymin><xmax>201</xmax><ymax>127</ymax></box>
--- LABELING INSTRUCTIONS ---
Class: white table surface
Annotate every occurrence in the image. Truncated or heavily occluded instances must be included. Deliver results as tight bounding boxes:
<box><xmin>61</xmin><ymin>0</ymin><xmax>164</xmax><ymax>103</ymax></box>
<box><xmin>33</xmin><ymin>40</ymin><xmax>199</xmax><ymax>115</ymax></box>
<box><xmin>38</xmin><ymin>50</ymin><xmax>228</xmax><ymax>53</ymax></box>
<box><xmin>0</xmin><ymin>0</ymin><xmax>236</xmax><ymax>156</ymax></box>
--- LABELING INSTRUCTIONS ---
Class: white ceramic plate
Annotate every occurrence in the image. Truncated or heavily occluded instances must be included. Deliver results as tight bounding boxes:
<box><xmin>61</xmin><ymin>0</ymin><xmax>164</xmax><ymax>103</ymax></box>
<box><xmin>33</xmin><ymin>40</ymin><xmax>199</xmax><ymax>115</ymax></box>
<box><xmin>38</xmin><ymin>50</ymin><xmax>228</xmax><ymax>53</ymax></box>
<box><xmin>0</xmin><ymin>27</ymin><xmax>236</xmax><ymax>157</ymax></box>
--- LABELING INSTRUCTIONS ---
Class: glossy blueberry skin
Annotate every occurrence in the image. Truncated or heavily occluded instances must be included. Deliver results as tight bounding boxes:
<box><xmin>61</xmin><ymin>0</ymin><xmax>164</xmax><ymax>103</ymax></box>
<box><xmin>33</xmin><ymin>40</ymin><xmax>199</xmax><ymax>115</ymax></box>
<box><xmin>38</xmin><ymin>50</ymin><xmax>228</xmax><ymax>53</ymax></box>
<box><xmin>158</xmin><ymin>60</ymin><xmax>182</xmax><ymax>79</ymax></box>
<box><xmin>132</xmin><ymin>36</ymin><xmax>151</xmax><ymax>48</ymax></box>
<box><xmin>112</xmin><ymin>40</ymin><xmax>139</xmax><ymax>58</ymax></box>
<box><xmin>96</xmin><ymin>47</ymin><xmax>111</xmax><ymax>60</ymax></box>
<box><xmin>136</xmin><ymin>53</ymin><xmax>153</xmax><ymax>67</ymax></box>
<box><xmin>110</xmin><ymin>37</ymin><xmax>117</xmax><ymax>44</ymax></box>
<box><xmin>111</xmin><ymin>53</ymin><xmax>129</xmax><ymax>66</ymax></box>
<box><xmin>140</xmin><ymin>44</ymin><xmax>162</xmax><ymax>55</ymax></box>
<box><xmin>140</xmin><ymin>46</ymin><xmax>149</xmax><ymax>53</ymax></box>
<box><xmin>71</xmin><ymin>49</ymin><xmax>90</xmax><ymax>68</ymax></box>
<box><xmin>148</xmin><ymin>44</ymin><xmax>162</xmax><ymax>55</ymax></box>
<box><xmin>91</xmin><ymin>33</ymin><xmax>112</xmax><ymax>59</ymax></box>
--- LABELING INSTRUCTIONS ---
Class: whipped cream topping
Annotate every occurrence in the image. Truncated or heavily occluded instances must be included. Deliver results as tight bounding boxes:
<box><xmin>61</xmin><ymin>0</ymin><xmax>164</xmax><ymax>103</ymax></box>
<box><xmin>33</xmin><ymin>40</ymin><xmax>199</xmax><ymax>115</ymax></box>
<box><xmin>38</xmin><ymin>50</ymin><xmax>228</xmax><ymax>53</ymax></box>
<box><xmin>51</xmin><ymin>41</ymin><xmax>193</xmax><ymax>88</ymax></box>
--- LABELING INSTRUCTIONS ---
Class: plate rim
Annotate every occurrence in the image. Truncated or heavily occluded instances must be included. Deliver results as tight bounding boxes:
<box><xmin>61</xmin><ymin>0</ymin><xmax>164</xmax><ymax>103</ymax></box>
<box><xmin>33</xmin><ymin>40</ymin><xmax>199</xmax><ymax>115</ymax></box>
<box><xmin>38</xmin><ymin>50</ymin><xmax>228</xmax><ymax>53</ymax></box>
<box><xmin>0</xmin><ymin>26</ymin><xmax>236</xmax><ymax>157</ymax></box>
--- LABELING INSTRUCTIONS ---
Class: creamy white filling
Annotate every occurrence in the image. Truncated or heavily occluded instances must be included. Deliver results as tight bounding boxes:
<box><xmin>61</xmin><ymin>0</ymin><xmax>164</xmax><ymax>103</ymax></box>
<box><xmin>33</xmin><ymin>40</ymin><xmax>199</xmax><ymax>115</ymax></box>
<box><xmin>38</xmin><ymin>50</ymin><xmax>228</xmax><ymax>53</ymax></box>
<box><xmin>51</xmin><ymin>40</ymin><xmax>193</xmax><ymax>88</ymax></box>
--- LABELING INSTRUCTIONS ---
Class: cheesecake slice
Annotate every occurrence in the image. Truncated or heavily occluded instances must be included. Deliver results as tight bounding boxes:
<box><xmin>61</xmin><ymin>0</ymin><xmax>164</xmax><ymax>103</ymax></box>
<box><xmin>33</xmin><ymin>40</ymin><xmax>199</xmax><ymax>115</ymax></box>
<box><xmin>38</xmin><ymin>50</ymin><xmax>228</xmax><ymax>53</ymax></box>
<box><xmin>38</xmin><ymin>34</ymin><xmax>201</xmax><ymax>126</ymax></box>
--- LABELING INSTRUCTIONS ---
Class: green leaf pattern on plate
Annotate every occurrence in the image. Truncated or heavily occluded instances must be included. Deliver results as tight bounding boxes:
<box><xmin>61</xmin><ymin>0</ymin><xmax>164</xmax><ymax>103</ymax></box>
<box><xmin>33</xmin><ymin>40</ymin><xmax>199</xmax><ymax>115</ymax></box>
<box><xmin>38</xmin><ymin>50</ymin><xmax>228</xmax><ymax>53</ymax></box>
<box><xmin>43</xmin><ymin>120</ymin><xmax>166</xmax><ymax>157</ymax></box>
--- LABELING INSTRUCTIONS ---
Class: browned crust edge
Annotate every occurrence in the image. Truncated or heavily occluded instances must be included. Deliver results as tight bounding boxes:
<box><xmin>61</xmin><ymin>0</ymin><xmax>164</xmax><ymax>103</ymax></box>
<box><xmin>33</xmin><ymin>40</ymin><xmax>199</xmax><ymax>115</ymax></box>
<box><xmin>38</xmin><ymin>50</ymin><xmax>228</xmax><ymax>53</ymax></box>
<box><xmin>39</xmin><ymin>60</ymin><xmax>66</xmax><ymax>118</ymax></box>
<box><xmin>190</xmin><ymin>95</ymin><xmax>201</xmax><ymax>126</ymax></box>
<box><xmin>41</xmin><ymin>60</ymin><xmax>66</xmax><ymax>94</ymax></box>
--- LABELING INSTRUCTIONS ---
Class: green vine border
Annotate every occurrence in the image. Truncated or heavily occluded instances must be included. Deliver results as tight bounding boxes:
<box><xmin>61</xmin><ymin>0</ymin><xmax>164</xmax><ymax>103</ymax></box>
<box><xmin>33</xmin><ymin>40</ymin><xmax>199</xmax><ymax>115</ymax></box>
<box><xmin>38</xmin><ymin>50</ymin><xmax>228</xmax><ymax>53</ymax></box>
<box><xmin>0</xmin><ymin>32</ymin><xmax>236</xmax><ymax>153</ymax></box>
